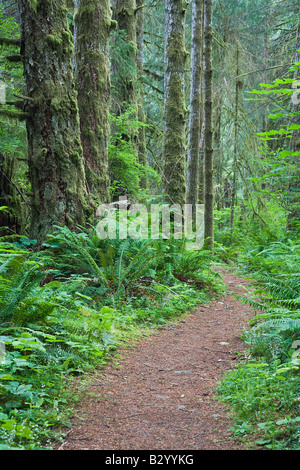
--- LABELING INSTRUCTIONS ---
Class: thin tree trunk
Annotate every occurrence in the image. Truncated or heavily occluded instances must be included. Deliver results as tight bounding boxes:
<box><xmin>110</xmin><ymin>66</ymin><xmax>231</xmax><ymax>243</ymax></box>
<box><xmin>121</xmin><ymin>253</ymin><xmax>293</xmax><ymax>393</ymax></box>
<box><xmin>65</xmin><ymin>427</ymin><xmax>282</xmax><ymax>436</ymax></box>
<box><xmin>230</xmin><ymin>43</ymin><xmax>240</xmax><ymax>231</ymax></box>
<box><xmin>287</xmin><ymin>6</ymin><xmax>300</xmax><ymax>230</ymax></box>
<box><xmin>198</xmin><ymin>64</ymin><xmax>205</xmax><ymax>205</ymax></box>
<box><xmin>214</xmin><ymin>93</ymin><xmax>223</xmax><ymax>211</ymax></box>
<box><xmin>136</xmin><ymin>0</ymin><xmax>148</xmax><ymax>189</ymax></box>
<box><xmin>203</xmin><ymin>0</ymin><xmax>214</xmax><ymax>247</ymax></box>
<box><xmin>74</xmin><ymin>0</ymin><xmax>112</xmax><ymax>205</ymax></box>
<box><xmin>112</xmin><ymin>0</ymin><xmax>138</xmax><ymax>116</ymax></box>
<box><xmin>18</xmin><ymin>0</ymin><xmax>90</xmax><ymax>244</ymax></box>
<box><xmin>261</xmin><ymin>15</ymin><xmax>269</xmax><ymax>191</ymax></box>
<box><xmin>198</xmin><ymin>118</ymin><xmax>205</xmax><ymax>204</ymax></box>
<box><xmin>186</xmin><ymin>0</ymin><xmax>204</xmax><ymax>216</ymax></box>
<box><xmin>163</xmin><ymin>0</ymin><xmax>187</xmax><ymax>207</ymax></box>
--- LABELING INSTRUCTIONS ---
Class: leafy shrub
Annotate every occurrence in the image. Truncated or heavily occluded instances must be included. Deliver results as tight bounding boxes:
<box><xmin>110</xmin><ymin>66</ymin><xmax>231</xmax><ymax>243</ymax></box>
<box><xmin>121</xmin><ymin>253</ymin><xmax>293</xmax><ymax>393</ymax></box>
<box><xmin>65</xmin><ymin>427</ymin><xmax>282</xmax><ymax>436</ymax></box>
<box><xmin>0</xmin><ymin>220</ymin><xmax>220</xmax><ymax>449</ymax></box>
<box><xmin>218</xmin><ymin>232</ymin><xmax>300</xmax><ymax>449</ymax></box>
<box><xmin>218</xmin><ymin>359</ymin><xmax>300</xmax><ymax>449</ymax></box>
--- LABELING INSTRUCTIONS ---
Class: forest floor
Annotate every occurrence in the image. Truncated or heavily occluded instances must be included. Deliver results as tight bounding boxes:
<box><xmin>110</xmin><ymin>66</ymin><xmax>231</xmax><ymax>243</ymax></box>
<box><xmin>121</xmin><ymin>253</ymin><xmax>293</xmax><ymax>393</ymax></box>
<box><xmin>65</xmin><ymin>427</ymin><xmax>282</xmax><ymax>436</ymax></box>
<box><xmin>55</xmin><ymin>266</ymin><xmax>259</xmax><ymax>451</ymax></box>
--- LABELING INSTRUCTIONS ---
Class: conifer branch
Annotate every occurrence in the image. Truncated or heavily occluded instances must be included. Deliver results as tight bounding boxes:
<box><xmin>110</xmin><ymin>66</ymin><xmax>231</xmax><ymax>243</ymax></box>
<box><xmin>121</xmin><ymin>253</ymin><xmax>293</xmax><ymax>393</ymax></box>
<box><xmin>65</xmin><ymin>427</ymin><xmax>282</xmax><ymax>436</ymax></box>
<box><xmin>0</xmin><ymin>37</ymin><xmax>20</xmax><ymax>47</ymax></box>
<box><xmin>0</xmin><ymin>108</ymin><xmax>29</xmax><ymax>121</ymax></box>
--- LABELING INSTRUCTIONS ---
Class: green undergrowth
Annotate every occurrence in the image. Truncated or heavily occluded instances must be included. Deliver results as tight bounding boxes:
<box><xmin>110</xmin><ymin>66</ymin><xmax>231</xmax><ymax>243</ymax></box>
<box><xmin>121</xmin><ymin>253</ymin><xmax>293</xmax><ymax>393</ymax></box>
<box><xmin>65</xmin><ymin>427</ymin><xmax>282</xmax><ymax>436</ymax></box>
<box><xmin>217</xmin><ymin>229</ymin><xmax>300</xmax><ymax>450</ymax></box>
<box><xmin>0</xmin><ymin>222</ymin><xmax>223</xmax><ymax>449</ymax></box>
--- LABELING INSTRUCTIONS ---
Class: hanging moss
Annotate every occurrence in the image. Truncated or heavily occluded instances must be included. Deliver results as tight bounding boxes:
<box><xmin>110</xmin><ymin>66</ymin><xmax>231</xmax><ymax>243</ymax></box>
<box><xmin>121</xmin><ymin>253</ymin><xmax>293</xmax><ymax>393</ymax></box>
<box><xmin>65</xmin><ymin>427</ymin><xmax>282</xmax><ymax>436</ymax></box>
<box><xmin>29</xmin><ymin>0</ymin><xmax>39</xmax><ymax>13</ymax></box>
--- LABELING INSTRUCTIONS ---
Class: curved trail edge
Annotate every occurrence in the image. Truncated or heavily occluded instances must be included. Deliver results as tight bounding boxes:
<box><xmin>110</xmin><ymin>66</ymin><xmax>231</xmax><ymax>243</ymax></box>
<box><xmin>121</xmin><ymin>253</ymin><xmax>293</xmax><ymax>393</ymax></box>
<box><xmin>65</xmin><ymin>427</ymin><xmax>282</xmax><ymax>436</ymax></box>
<box><xmin>57</xmin><ymin>266</ymin><xmax>256</xmax><ymax>451</ymax></box>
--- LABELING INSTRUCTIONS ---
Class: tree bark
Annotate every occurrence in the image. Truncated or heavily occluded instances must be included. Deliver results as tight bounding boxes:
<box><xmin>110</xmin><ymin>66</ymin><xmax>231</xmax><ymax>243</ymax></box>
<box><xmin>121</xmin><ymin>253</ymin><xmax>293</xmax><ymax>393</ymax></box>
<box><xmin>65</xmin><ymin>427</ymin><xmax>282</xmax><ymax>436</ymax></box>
<box><xmin>163</xmin><ymin>0</ymin><xmax>187</xmax><ymax>207</ymax></box>
<box><xmin>186</xmin><ymin>0</ymin><xmax>204</xmax><ymax>215</ymax></box>
<box><xmin>18</xmin><ymin>0</ymin><xmax>90</xmax><ymax>244</ymax></box>
<box><xmin>74</xmin><ymin>0</ymin><xmax>112</xmax><ymax>205</ymax></box>
<box><xmin>136</xmin><ymin>0</ymin><xmax>147</xmax><ymax>189</ymax></box>
<box><xmin>112</xmin><ymin>0</ymin><xmax>138</xmax><ymax>114</ymax></box>
<box><xmin>287</xmin><ymin>6</ymin><xmax>300</xmax><ymax>230</ymax></box>
<box><xmin>203</xmin><ymin>0</ymin><xmax>214</xmax><ymax>247</ymax></box>
<box><xmin>198</xmin><ymin>118</ymin><xmax>205</xmax><ymax>204</ymax></box>
<box><xmin>214</xmin><ymin>93</ymin><xmax>223</xmax><ymax>211</ymax></box>
<box><xmin>230</xmin><ymin>43</ymin><xmax>240</xmax><ymax>231</ymax></box>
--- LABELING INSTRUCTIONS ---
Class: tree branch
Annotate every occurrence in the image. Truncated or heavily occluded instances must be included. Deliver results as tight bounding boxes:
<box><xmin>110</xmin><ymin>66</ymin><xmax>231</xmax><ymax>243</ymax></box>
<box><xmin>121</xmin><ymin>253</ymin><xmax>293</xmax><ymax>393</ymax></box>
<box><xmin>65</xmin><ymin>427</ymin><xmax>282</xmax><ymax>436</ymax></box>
<box><xmin>0</xmin><ymin>37</ymin><xmax>20</xmax><ymax>47</ymax></box>
<box><xmin>13</xmin><ymin>93</ymin><xmax>34</xmax><ymax>102</ymax></box>
<box><xmin>6</xmin><ymin>54</ymin><xmax>22</xmax><ymax>62</ymax></box>
<box><xmin>0</xmin><ymin>108</ymin><xmax>29</xmax><ymax>121</ymax></box>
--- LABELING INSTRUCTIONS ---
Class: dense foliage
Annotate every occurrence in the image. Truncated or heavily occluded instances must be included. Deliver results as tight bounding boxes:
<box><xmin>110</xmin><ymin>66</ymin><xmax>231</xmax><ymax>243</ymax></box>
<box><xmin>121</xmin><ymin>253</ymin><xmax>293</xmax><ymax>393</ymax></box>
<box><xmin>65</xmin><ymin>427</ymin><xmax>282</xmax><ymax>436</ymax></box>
<box><xmin>0</xmin><ymin>0</ymin><xmax>299</xmax><ymax>452</ymax></box>
<box><xmin>0</xmin><ymin>215</ymin><xmax>222</xmax><ymax>449</ymax></box>
<box><xmin>216</xmin><ymin>229</ymin><xmax>300</xmax><ymax>449</ymax></box>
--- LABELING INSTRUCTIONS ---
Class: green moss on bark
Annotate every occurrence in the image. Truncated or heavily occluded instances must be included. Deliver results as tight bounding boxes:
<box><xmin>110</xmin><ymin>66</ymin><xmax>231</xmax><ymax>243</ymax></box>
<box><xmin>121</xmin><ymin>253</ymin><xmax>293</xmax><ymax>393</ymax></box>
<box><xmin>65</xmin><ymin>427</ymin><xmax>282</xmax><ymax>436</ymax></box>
<box><xmin>112</xmin><ymin>0</ymin><xmax>138</xmax><ymax>116</ymax></box>
<box><xmin>186</xmin><ymin>0</ymin><xmax>204</xmax><ymax>212</ymax></box>
<box><xmin>74</xmin><ymin>0</ymin><xmax>111</xmax><ymax>205</ymax></box>
<box><xmin>136</xmin><ymin>0</ymin><xmax>147</xmax><ymax>188</ymax></box>
<box><xmin>163</xmin><ymin>0</ymin><xmax>187</xmax><ymax>206</ymax></box>
<box><xmin>18</xmin><ymin>0</ymin><xmax>91</xmax><ymax>244</ymax></box>
<box><xmin>203</xmin><ymin>0</ymin><xmax>214</xmax><ymax>248</ymax></box>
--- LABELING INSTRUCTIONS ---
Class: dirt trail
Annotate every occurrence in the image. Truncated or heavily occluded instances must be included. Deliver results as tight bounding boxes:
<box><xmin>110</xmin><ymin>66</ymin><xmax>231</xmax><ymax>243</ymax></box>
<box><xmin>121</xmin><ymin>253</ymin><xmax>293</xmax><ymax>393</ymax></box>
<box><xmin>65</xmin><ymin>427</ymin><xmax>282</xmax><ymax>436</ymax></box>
<box><xmin>57</xmin><ymin>266</ymin><xmax>256</xmax><ymax>451</ymax></box>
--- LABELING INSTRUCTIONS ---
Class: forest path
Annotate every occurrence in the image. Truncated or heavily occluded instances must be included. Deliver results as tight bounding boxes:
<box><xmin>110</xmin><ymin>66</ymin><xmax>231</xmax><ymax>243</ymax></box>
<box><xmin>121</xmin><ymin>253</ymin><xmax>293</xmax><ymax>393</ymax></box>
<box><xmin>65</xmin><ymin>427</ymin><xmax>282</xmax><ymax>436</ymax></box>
<box><xmin>57</xmin><ymin>266</ymin><xmax>257</xmax><ymax>451</ymax></box>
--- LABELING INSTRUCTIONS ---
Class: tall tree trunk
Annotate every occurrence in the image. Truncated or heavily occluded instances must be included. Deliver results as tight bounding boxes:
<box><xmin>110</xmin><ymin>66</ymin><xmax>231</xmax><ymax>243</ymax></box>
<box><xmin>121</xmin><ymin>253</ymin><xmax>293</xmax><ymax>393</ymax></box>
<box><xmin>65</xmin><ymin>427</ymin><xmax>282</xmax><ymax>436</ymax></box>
<box><xmin>203</xmin><ymin>0</ymin><xmax>214</xmax><ymax>247</ymax></box>
<box><xmin>136</xmin><ymin>0</ymin><xmax>147</xmax><ymax>189</ymax></box>
<box><xmin>74</xmin><ymin>0</ymin><xmax>112</xmax><ymax>205</ymax></box>
<box><xmin>186</xmin><ymin>0</ymin><xmax>204</xmax><ymax>216</ymax></box>
<box><xmin>198</xmin><ymin>53</ymin><xmax>205</xmax><ymax>205</ymax></box>
<box><xmin>287</xmin><ymin>7</ymin><xmax>300</xmax><ymax>230</ymax></box>
<box><xmin>112</xmin><ymin>0</ymin><xmax>138</xmax><ymax>115</ymax></box>
<box><xmin>198</xmin><ymin>118</ymin><xmax>205</xmax><ymax>204</ymax></box>
<box><xmin>262</xmin><ymin>15</ymin><xmax>269</xmax><ymax>134</ymax></box>
<box><xmin>163</xmin><ymin>0</ymin><xmax>187</xmax><ymax>207</ymax></box>
<box><xmin>230</xmin><ymin>43</ymin><xmax>240</xmax><ymax>231</ymax></box>
<box><xmin>214</xmin><ymin>93</ymin><xmax>223</xmax><ymax>211</ymax></box>
<box><xmin>18</xmin><ymin>0</ymin><xmax>89</xmax><ymax>244</ymax></box>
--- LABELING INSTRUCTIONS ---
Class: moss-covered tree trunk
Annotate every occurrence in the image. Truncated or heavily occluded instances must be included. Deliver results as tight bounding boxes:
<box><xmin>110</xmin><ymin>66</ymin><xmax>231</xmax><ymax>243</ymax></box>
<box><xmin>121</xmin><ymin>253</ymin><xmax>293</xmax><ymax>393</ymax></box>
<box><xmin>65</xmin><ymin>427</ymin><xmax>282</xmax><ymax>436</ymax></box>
<box><xmin>112</xmin><ymin>0</ymin><xmax>138</xmax><ymax>113</ymax></box>
<box><xmin>203</xmin><ymin>0</ymin><xmax>214</xmax><ymax>248</ymax></box>
<box><xmin>74</xmin><ymin>0</ymin><xmax>112</xmax><ymax>205</ymax></box>
<box><xmin>18</xmin><ymin>0</ymin><xmax>89</xmax><ymax>244</ymax></box>
<box><xmin>163</xmin><ymin>0</ymin><xmax>187</xmax><ymax>206</ymax></box>
<box><xmin>198</xmin><ymin>119</ymin><xmax>205</xmax><ymax>204</ymax></box>
<box><xmin>287</xmin><ymin>7</ymin><xmax>300</xmax><ymax>230</ymax></box>
<box><xmin>136</xmin><ymin>0</ymin><xmax>147</xmax><ymax>189</ymax></box>
<box><xmin>214</xmin><ymin>94</ymin><xmax>223</xmax><ymax>211</ymax></box>
<box><xmin>186</xmin><ymin>0</ymin><xmax>204</xmax><ymax>214</ymax></box>
<box><xmin>230</xmin><ymin>43</ymin><xmax>240</xmax><ymax>231</ymax></box>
